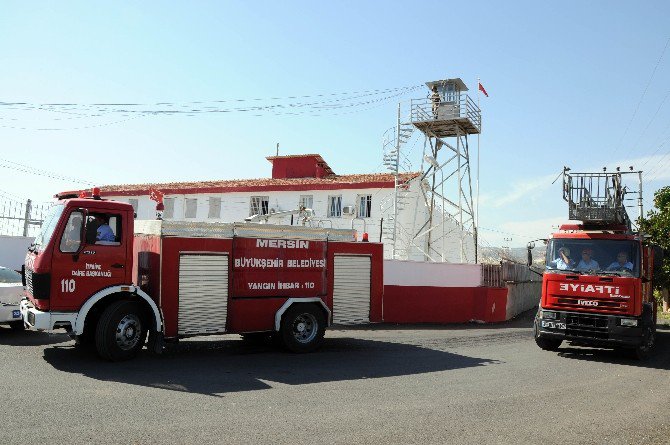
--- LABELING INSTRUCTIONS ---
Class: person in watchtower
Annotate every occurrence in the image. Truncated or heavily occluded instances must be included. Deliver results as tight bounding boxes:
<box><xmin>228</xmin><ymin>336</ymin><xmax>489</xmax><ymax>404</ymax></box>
<box><xmin>431</xmin><ymin>85</ymin><xmax>440</xmax><ymax>119</ymax></box>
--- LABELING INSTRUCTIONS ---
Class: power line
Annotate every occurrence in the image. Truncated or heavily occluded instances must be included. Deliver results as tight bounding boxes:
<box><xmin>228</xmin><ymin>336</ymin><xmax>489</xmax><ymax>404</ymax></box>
<box><xmin>629</xmin><ymin>88</ymin><xmax>670</xmax><ymax>154</ymax></box>
<box><xmin>0</xmin><ymin>84</ymin><xmax>421</xmax><ymax>109</ymax></box>
<box><xmin>611</xmin><ymin>35</ymin><xmax>670</xmax><ymax>159</ymax></box>
<box><xmin>0</xmin><ymin>158</ymin><xmax>95</xmax><ymax>185</ymax></box>
<box><xmin>0</xmin><ymin>85</ymin><xmax>423</xmax><ymax>131</ymax></box>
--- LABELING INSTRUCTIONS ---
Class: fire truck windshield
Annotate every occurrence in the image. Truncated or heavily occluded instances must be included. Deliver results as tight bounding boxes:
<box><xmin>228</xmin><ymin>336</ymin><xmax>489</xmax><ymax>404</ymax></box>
<box><xmin>31</xmin><ymin>204</ymin><xmax>64</xmax><ymax>252</ymax></box>
<box><xmin>545</xmin><ymin>238</ymin><xmax>640</xmax><ymax>277</ymax></box>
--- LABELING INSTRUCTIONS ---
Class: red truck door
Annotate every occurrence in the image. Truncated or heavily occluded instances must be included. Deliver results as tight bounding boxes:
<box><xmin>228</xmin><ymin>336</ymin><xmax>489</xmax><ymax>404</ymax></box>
<box><xmin>50</xmin><ymin>208</ymin><xmax>132</xmax><ymax>311</ymax></box>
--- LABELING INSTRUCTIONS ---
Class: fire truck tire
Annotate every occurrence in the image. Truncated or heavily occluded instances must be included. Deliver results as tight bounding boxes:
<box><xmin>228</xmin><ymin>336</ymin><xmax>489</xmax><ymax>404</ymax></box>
<box><xmin>279</xmin><ymin>304</ymin><xmax>326</xmax><ymax>353</ymax></box>
<box><xmin>95</xmin><ymin>300</ymin><xmax>147</xmax><ymax>361</ymax></box>
<box><xmin>534</xmin><ymin>321</ymin><xmax>562</xmax><ymax>351</ymax></box>
<box><xmin>627</xmin><ymin>326</ymin><xmax>655</xmax><ymax>360</ymax></box>
<box><xmin>8</xmin><ymin>320</ymin><xmax>25</xmax><ymax>331</ymax></box>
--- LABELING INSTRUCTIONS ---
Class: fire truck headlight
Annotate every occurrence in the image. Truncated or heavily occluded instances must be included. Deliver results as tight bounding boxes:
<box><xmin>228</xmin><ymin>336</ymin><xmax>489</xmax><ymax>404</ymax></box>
<box><xmin>620</xmin><ymin>318</ymin><xmax>638</xmax><ymax>327</ymax></box>
<box><xmin>541</xmin><ymin>311</ymin><xmax>557</xmax><ymax>320</ymax></box>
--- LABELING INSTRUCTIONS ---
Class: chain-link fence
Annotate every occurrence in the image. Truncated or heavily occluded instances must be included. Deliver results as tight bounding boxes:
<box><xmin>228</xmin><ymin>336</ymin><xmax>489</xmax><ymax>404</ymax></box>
<box><xmin>0</xmin><ymin>195</ymin><xmax>51</xmax><ymax>237</ymax></box>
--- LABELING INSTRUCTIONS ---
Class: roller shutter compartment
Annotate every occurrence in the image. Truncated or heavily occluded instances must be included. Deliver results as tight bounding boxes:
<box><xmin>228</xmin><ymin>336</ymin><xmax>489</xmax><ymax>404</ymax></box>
<box><xmin>333</xmin><ymin>255</ymin><xmax>371</xmax><ymax>324</ymax></box>
<box><xmin>178</xmin><ymin>254</ymin><xmax>229</xmax><ymax>335</ymax></box>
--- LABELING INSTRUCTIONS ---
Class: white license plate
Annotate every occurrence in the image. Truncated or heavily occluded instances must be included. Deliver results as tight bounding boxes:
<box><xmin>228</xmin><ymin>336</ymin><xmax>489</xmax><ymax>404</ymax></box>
<box><xmin>541</xmin><ymin>320</ymin><xmax>566</xmax><ymax>330</ymax></box>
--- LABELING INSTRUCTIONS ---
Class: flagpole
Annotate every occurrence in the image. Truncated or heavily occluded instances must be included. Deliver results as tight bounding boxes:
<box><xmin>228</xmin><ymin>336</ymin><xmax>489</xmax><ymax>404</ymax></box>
<box><xmin>476</xmin><ymin>77</ymin><xmax>481</xmax><ymax>263</ymax></box>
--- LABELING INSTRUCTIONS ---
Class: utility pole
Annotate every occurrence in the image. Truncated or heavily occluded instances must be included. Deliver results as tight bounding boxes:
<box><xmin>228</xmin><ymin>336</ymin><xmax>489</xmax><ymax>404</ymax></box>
<box><xmin>22</xmin><ymin>199</ymin><xmax>32</xmax><ymax>237</ymax></box>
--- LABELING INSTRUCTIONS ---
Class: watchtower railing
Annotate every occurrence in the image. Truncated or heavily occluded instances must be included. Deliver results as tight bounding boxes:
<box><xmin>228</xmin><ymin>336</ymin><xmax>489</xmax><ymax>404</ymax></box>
<box><xmin>409</xmin><ymin>94</ymin><xmax>481</xmax><ymax>131</ymax></box>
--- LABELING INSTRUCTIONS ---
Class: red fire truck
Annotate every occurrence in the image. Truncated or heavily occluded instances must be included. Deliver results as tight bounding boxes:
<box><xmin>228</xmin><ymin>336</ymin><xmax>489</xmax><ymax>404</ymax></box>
<box><xmin>533</xmin><ymin>169</ymin><xmax>661</xmax><ymax>359</ymax></box>
<box><xmin>20</xmin><ymin>190</ymin><xmax>383</xmax><ymax>361</ymax></box>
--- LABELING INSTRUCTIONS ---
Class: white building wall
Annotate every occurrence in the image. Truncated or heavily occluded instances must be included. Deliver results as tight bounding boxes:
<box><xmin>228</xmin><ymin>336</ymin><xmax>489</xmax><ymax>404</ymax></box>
<box><xmin>108</xmin><ymin>187</ymin><xmax>397</xmax><ymax>244</ymax></box>
<box><xmin>108</xmin><ymin>179</ymin><xmax>475</xmax><ymax>263</ymax></box>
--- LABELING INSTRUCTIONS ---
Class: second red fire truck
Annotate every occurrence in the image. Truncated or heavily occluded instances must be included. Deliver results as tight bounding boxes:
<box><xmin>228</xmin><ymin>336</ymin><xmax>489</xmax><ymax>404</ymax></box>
<box><xmin>534</xmin><ymin>169</ymin><xmax>661</xmax><ymax>359</ymax></box>
<box><xmin>21</xmin><ymin>190</ymin><xmax>383</xmax><ymax>361</ymax></box>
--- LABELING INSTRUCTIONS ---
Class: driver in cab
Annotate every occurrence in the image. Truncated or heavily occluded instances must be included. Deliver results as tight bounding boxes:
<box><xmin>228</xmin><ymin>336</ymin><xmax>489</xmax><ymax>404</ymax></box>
<box><xmin>606</xmin><ymin>251</ymin><xmax>634</xmax><ymax>272</ymax></box>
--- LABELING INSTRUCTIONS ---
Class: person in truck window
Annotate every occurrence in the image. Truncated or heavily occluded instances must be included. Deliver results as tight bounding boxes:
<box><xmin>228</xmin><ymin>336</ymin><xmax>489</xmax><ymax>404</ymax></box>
<box><xmin>94</xmin><ymin>215</ymin><xmax>115</xmax><ymax>242</ymax></box>
<box><xmin>606</xmin><ymin>251</ymin><xmax>634</xmax><ymax>271</ymax></box>
<box><xmin>576</xmin><ymin>248</ymin><xmax>600</xmax><ymax>271</ymax></box>
<box><xmin>65</xmin><ymin>214</ymin><xmax>82</xmax><ymax>242</ymax></box>
<box><xmin>549</xmin><ymin>247</ymin><xmax>574</xmax><ymax>270</ymax></box>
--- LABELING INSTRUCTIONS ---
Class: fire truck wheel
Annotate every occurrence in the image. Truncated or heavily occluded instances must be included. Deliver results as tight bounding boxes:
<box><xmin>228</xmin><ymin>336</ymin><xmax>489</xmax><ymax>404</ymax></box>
<box><xmin>279</xmin><ymin>304</ymin><xmax>326</xmax><ymax>353</ymax></box>
<box><xmin>8</xmin><ymin>320</ymin><xmax>25</xmax><ymax>331</ymax></box>
<box><xmin>95</xmin><ymin>300</ymin><xmax>147</xmax><ymax>361</ymax></box>
<box><xmin>628</xmin><ymin>326</ymin><xmax>655</xmax><ymax>360</ymax></box>
<box><xmin>534</xmin><ymin>321</ymin><xmax>562</xmax><ymax>351</ymax></box>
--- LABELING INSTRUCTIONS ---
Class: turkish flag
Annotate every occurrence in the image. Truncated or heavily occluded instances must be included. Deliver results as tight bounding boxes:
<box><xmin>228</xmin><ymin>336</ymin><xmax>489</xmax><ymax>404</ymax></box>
<box><xmin>478</xmin><ymin>82</ymin><xmax>489</xmax><ymax>97</ymax></box>
<box><xmin>149</xmin><ymin>187</ymin><xmax>164</xmax><ymax>203</ymax></box>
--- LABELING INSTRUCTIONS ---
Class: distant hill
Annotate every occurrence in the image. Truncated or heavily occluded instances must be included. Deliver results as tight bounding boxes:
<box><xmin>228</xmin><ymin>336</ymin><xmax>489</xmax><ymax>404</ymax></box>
<box><xmin>479</xmin><ymin>245</ymin><xmax>546</xmax><ymax>265</ymax></box>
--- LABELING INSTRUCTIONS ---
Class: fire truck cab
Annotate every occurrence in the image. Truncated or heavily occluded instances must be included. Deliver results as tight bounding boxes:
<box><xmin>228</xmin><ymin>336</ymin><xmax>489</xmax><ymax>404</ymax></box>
<box><xmin>21</xmin><ymin>191</ymin><xmax>383</xmax><ymax>361</ymax></box>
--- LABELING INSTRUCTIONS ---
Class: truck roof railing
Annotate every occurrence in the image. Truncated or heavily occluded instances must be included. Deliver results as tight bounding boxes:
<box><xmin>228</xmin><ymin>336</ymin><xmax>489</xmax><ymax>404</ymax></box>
<box><xmin>562</xmin><ymin>168</ymin><xmax>643</xmax><ymax>228</ymax></box>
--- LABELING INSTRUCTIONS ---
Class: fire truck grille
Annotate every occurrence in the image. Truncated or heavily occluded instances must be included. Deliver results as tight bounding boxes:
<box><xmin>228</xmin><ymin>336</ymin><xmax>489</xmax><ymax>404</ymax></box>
<box><xmin>25</xmin><ymin>270</ymin><xmax>50</xmax><ymax>300</ymax></box>
<box><xmin>565</xmin><ymin>313</ymin><xmax>609</xmax><ymax>339</ymax></box>
<box><xmin>26</xmin><ymin>269</ymin><xmax>33</xmax><ymax>295</ymax></box>
<box><xmin>553</xmin><ymin>297</ymin><xmax>626</xmax><ymax>313</ymax></box>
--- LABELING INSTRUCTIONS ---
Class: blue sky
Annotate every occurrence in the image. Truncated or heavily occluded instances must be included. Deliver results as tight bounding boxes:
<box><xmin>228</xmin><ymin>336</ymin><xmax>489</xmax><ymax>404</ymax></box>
<box><xmin>1</xmin><ymin>1</ymin><xmax>669</xmax><ymax>247</ymax></box>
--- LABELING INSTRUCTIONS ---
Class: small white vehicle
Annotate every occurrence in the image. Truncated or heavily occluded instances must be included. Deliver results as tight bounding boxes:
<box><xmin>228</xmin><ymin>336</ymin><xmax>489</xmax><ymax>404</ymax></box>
<box><xmin>0</xmin><ymin>266</ymin><xmax>25</xmax><ymax>330</ymax></box>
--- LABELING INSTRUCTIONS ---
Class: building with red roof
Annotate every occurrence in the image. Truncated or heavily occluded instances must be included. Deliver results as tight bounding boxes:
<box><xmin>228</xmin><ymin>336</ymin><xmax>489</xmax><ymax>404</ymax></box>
<box><xmin>74</xmin><ymin>154</ymin><xmax>471</xmax><ymax>261</ymax></box>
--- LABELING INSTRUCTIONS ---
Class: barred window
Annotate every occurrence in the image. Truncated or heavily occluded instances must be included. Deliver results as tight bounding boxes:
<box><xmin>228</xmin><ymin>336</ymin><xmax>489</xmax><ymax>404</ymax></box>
<box><xmin>328</xmin><ymin>195</ymin><xmax>342</xmax><ymax>218</ymax></box>
<box><xmin>163</xmin><ymin>198</ymin><xmax>175</xmax><ymax>219</ymax></box>
<box><xmin>250</xmin><ymin>196</ymin><xmax>269</xmax><ymax>216</ymax></box>
<box><xmin>358</xmin><ymin>195</ymin><xmax>372</xmax><ymax>218</ymax></box>
<box><xmin>208</xmin><ymin>197</ymin><xmax>221</xmax><ymax>219</ymax></box>
<box><xmin>185</xmin><ymin>198</ymin><xmax>197</xmax><ymax>219</ymax></box>
<box><xmin>299</xmin><ymin>195</ymin><xmax>313</xmax><ymax>210</ymax></box>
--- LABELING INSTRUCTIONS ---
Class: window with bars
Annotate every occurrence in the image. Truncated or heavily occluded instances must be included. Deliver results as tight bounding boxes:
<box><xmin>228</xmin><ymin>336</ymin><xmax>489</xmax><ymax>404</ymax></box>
<box><xmin>163</xmin><ymin>198</ymin><xmax>175</xmax><ymax>219</ymax></box>
<box><xmin>250</xmin><ymin>196</ymin><xmax>269</xmax><ymax>216</ymax></box>
<box><xmin>185</xmin><ymin>198</ymin><xmax>198</xmax><ymax>219</ymax></box>
<box><xmin>299</xmin><ymin>195</ymin><xmax>313</xmax><ymax>211</ymax></box>
<box><xmin>208</xmin><ymin>197</ymin><xmax>221</xmax><ymax>219</ymax></box>
<box><xmin>327</xmin><ymin>195</ymin><xmax>342</xmax><ymax>217</ymax></box>
<box><xmin>358</xmin><ymin>195</ymin><xmax>372</xmax><ymax>218</ymax></box>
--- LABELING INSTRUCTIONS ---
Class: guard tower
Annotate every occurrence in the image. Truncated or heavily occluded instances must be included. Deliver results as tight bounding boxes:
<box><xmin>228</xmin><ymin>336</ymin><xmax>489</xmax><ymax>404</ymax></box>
<box><xmin>382</xmin><ymin>78</ymin><xmax>481</xmax><ymax>263</ymax></box>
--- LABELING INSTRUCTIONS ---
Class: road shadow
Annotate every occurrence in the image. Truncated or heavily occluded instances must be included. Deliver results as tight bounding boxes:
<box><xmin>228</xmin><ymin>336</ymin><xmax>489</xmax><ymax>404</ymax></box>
<box><xmin>42</xmin><ymin>336</ymin><xmax>499</xmax><ymax>397</ymax></box>
<box><xmin>352</xmin><ymin>309</ymin><xmax>538</xmax><ymax>332</ymax></box>
<box><xmin>0</xmin><ymin>326</ymin><xmax>70</xmax><ymax>347</ymax></box>
<box><xmin>555</xmin><ymin>330</ymin><xmax>670</xmax><ymax>370</ymax></box>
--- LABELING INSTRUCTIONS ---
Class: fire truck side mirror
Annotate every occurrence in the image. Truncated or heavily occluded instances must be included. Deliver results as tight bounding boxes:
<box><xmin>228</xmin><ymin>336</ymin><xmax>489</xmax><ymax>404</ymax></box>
<box><xmin>526</xmin><ymin>242</ymin><xmax>535</xmax><ymax>267</ymax></box>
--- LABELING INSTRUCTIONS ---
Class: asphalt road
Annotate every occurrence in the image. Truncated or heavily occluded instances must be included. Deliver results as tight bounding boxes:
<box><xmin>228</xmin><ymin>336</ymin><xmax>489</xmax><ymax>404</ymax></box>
<box><xmin>1</xmin><ymin>311</ymin><xmax>669</xmax><ymax>445</ymax></box>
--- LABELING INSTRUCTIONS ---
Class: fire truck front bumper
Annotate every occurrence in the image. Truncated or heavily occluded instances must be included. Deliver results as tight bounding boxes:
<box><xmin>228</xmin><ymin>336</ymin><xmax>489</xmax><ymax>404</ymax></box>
<box><xmin>535</xmin><ymin>309</ymin><xmax>645</xmax><ymax>347</ymax></box>
<box><xmin>20</xmin><ymin>299</ymin><xmax>78</xmax><ymax>331</ymax></box>
<box><xmin>0</xmin><ymin>303</ymin><xmax>22</xmax><ymax>324</ymax></box>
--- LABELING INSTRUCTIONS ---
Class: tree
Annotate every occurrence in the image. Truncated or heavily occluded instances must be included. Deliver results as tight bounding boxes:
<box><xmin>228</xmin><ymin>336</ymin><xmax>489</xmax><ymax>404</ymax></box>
<box><xmin>638</xmin><ymin>186</ymin><xmax>670</xmax><ymax>311</ymax></box>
